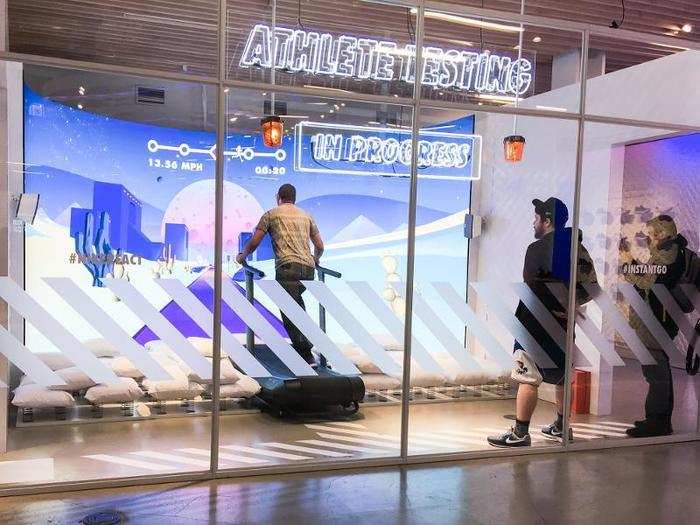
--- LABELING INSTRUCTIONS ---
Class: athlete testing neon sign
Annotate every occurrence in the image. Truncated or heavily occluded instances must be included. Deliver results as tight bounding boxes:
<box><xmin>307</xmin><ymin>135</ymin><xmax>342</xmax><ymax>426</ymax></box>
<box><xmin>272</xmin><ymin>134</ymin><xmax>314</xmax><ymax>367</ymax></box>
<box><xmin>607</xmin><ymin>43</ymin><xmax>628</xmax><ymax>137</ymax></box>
<box><xmin>295</xmin><ymin>121</ymin><xmax>482</xmax><ymax>181</ymax></box>
<box><xmin>240</xmin><ymin>24</ymin><xmax>533</xmax><ymax>96</ymax></box>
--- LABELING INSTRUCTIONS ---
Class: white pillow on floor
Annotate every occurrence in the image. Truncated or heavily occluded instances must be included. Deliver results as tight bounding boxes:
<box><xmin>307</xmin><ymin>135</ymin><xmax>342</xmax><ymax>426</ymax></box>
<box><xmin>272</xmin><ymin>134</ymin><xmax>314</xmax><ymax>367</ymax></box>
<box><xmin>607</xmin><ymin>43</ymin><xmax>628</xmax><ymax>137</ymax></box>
<box><xmin>100</xmin><ymin>356</ymin><xmax>145</xmax><ymax>379</ymax></box>
<box><xmin>83</xmin><ymin>338</ymin><xmax>120</xmax><ymax>358</ymax></box>
<box><xmin>85</xmin><ymin>378</ymin><xmax>144</xmax><ymax>405</ymax></box>
<box><xmin>36</xmin><ymin>352</ymin><xmax>74</xmax><ymax>371</ymax></box>
<box><xmin>218</xmin><ymin>376</ymin><xmax>261</xmax><ymax>398</ymax></box>
<box><xmin>12</xmin><ymin>384</ymin><xmax>75</xmax><ymax>408</ymax></box>
<box><xmin>50</xmin><ymin>367</ymin><xmax>97</xmax><ymax>391</ymax></box>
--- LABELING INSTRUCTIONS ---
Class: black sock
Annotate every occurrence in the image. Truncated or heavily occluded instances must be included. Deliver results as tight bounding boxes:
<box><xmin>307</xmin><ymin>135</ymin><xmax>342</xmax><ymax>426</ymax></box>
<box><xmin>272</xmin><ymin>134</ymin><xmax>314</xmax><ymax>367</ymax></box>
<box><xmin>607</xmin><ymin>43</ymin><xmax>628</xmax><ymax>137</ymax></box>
<box><xmin>555</xmin><ymin>412</ymin><xmax>563</xmax><ymax>430</ymax></box>
<box><xmin>515</xmin><ymin>419</ymin><xmax>530</xmax><ymax>437</ymax></box>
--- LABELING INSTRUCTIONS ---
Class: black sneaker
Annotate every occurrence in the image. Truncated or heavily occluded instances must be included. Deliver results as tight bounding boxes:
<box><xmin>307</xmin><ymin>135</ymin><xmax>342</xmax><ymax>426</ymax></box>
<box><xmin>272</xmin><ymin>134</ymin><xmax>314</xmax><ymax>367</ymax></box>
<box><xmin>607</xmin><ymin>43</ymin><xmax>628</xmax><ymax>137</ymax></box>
<box><xmin>541</xmin><ymin>423</ymin><xmax>574</xmax><ymax>442</ymax></box>
<box><xmin>626</xmin><ymin>420</ymin><xmax>673</xmax><ymax>438</ymax></box>
<box><xmin>487</xmin><ymin>427</ymin><xmax>531</xmax><ymax>448</ymax></box>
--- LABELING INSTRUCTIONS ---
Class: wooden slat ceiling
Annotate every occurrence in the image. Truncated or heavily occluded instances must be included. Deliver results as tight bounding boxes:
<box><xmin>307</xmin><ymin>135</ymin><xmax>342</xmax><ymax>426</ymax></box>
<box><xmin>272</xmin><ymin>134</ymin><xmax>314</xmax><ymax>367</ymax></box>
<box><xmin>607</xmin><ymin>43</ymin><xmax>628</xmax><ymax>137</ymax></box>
<box><xmin>10</xmin><ymin>1</ymin><xmax>699</xmax><ymax>101</ymax></box>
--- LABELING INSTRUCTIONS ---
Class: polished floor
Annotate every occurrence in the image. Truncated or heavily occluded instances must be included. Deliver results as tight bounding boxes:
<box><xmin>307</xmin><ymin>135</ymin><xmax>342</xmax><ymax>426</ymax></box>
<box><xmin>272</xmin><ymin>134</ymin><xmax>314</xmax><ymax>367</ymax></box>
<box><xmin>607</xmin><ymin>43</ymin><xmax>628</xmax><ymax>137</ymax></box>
<box><xmin>1</xmin><ymin>360</ymin><xmax>697</xmax><ymax>485</ymax></box>
<box><xmin>0</xmin><ymin>442</ymin><xmax>698</xmax><ymax>524</ymax></box>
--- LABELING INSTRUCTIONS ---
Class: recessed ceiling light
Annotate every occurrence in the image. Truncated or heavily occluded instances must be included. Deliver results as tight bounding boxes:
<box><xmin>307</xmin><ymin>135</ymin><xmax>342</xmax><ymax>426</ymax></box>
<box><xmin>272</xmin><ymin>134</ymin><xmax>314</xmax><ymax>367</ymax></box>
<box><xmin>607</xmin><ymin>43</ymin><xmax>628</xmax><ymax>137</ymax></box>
<box><xmin>320</xmin><ymin>114</ymin><xmax>325</xmax><ymax>119</ymax></box>
<box><xmin>223</xmin><ymin>88</ymin><xmax>230</xmax><ymax>93</ymax></box>
<box><xmin>229</xmin><ymin>117</ymin><xmax>238</xmax><ymax>122</ymax></box>
<box><xmin>532</xmin><ymin>36</ymin><xmax>542</xmax><ymax>43</ymax></box>
<box><xmin>681</xmin><ymin>23</ymin><xmax>692</xmax><ymax>33</ymax></box>
<box><xmin>340</xmin><ymin>102</ymin><xmax>346</xmax><ymax>107</ymax></box>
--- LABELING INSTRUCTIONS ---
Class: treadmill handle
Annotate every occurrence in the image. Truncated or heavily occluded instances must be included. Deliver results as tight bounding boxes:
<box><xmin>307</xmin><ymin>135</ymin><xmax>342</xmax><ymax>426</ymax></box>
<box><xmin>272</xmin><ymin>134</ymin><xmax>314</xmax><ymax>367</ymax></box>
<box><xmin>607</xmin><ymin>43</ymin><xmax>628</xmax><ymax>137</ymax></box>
<box><xmin>315</xmin><ymin>264</ymin><xmax>341</xmax><ymax>281</ymax></box>
<box><xmin>241</xmin><ymin>261</ymin><xmax>265</xmax><ymax>279</ymax></box>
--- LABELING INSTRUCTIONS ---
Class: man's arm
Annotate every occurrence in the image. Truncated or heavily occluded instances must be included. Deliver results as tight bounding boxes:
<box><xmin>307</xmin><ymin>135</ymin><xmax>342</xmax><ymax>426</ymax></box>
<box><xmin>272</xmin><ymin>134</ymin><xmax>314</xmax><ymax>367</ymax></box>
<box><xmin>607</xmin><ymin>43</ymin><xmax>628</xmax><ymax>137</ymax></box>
<box><xmin>311</xmin><ymin>231</ymin><xmax>324</xmax><ymax>264</ymax></box>
<box><xmin>236</xmin><ymin>228</ymin><xmax>266</xmax><ymax>264</ymax></box>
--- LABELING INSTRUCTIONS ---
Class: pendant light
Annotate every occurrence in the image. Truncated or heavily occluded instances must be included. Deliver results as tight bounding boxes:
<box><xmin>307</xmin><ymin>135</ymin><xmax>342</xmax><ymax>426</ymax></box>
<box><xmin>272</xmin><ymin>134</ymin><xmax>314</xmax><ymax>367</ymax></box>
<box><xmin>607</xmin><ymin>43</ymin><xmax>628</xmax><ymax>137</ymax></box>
<box><xmin>261</xmin><ymin>115</ymin><xmax>284</xmax><ymax>148</ymax></box>
<box><xmin>261</xmin><ymin>0</ymin><xmax>283</xmax><ymax>149</ymax></box>
<box><xmin>503</xmin><ymin>0</ymin><xmax>526</xmax><ymax>162</ymax></box>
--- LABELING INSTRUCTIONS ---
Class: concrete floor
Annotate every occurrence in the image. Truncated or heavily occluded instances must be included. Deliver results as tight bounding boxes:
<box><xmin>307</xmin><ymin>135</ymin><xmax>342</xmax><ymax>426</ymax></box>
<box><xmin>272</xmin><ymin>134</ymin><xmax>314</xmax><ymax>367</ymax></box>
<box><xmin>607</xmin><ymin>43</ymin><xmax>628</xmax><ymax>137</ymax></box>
<box><xmin>0</xmin><ymin>442</ymin><xmax>698</xmax><ymax>524</ymax></box>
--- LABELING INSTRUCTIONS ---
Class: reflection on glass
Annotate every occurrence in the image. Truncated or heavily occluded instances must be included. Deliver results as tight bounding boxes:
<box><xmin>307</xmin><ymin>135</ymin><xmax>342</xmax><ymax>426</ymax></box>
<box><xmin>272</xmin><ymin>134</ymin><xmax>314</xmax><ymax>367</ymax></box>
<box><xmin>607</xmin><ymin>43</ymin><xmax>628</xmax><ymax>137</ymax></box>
<box><xmin>1</xmin><ymin>65</ymin><xmax>215</xmax><ymax>486</ymax></box>
<box><xmin>419</xmin><ymin>11</ymin><xmax>582</xmax><ymax>113</ymax></box>
<box><xmin>218</xmin><ymin>89</ymin><xmax>413</xmax><ymax>467</ymax></box>
<box><xmin>574</xmin><ymin>123</ymin><xmax>699</xmax><ymax>440</ymax></box>
<box><xmin>408</xmin><ymin>109</ymin><xmax>579</xmax><ymax>454</ymax></box>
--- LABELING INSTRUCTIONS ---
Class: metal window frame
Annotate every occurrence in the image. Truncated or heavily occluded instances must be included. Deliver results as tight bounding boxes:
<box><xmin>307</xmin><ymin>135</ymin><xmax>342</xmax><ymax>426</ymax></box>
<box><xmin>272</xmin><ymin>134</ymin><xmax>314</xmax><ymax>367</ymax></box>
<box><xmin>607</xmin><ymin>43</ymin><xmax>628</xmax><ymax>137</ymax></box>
<box><xmin>0</xmin><ymin>0</ymin><xmax>698</xmax><ymax>497</ymax></box>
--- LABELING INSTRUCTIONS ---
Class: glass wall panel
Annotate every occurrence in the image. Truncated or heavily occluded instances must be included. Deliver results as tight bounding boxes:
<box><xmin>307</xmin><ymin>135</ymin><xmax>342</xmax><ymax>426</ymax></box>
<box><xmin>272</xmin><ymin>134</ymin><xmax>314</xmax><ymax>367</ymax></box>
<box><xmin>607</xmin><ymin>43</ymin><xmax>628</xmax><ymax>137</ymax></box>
<box><xmin>0</xmin><ymin>63</ymin><xmax>216</xmax><ymax>486</ymax></box>
<box><xmin>572</xmin><ymin>121</ymin><xmax>700</xmax><ymax>441</ymax></box>
<box><xmin>8</xmin><ymin>1</ymin><xmax>219</xmax><ymax>77</ymax></box>
<box><xmin>407</xmin><ymin>107</ymin><xmax>579</xmax><ymax>454</ymax></box>
<box><xmin>227</xmin><ymin>0</ymin><xmax>418</xmax><ymax>98</ymax></box>
<box><xmin>217</xmin><ymin>87</ymin><xmax>412</xmax><ymax>467</ymax></box>
<box><xmin>419</xmin><ymin>8</ymin><xmax>582</xmax><ymax>114</ymax></box>
<box><xmin>585</xmin><ymin>34</ymin><xmax>700</xmax><ymax>127</ymax></box>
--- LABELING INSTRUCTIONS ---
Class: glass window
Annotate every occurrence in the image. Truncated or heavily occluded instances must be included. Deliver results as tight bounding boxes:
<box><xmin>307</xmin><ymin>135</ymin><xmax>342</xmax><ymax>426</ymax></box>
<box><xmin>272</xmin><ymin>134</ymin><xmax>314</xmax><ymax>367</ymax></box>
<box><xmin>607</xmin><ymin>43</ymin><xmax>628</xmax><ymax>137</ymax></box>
<box><xmin>8</xmin><ymin>1</ymin><xmax>219</xmax><ymax>77</ymax></box>
<box><xmin>0</xmin><ymin>63</ymin><xmax>216</xmax><ymax>486</ymax></box>
<box><xmin>218</xmin><ymin>87</ymin><xmax>413</xmax><ymax>467</ymax></box>
<box><xmin>571</xmin><ymin>122</ymin><xmax>700</xmax><ymax>441</ymax></box>
<box><xmin>419</xmin><ymin>8</ymin><xmax>583</xmax><ymax>114</ymax></box>
<box><xmin>227</xmin><ymin>0</ymin><xmax>418</xmax><ymax>98</ymax></box>
<box><xmin>407</xmin><ymin>107</ymin><xmax>580</xmax><ymax>454</ymax></box>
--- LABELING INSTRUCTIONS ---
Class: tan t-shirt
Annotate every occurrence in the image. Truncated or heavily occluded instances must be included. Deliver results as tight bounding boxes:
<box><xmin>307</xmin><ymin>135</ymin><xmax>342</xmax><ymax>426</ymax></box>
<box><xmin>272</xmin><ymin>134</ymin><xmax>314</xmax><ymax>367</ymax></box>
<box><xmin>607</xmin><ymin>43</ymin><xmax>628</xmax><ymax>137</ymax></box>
<box><xmin>256</xmin><ymin>204</ymin><xmax>319</xmax><ymax>268</ymax></box>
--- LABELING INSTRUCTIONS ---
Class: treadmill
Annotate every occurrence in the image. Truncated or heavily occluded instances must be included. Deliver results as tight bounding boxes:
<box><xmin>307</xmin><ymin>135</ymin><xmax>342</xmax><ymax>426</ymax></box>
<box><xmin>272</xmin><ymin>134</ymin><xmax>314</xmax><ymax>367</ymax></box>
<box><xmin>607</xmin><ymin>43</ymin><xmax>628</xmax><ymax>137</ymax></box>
<box><xmin>237</xmin><ymin>261</ymin><xmax>365</xmax><ymax>418</ymax></box>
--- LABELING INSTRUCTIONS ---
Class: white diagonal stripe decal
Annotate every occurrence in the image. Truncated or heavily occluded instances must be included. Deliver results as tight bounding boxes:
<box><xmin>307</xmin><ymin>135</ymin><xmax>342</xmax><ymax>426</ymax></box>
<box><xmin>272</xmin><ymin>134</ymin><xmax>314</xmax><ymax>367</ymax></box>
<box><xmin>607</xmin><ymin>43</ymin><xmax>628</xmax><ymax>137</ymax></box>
<box><xmin>103</xmin><ymin>278</ymin><xmax>212</xmax><ymax>379</ymax></box>
<box><xmin>217</xmin><ymin>278</ymin><xmax>315</xmax><ymax>376</ymax></box>
<box><xmin>347</xmin><ymin>281</ymin><xmax>450</xmax><ymax>374</ymax></box>
<box><xmin>44</xmin><ymin>278</ymin><xmax>172</xmax><ymax>381</ymax></box>
<box><xmin>471</xmin><ymin>282</ymin><xmax>556</xmax><ymax>368</ymax></box>
<box><xmin>257</xmin><ymin>280</ymin><xmax>359</xmax><ymax>375</ymax></box>
<box><xmin>302</xmin><ymin>280</ymin><xmax>402</xmax><ymax>376</ymax></box>
<box><xmin>411</xmin><ymin>291</ymin><xmax>485</xmax><ymax>373</ymax></box>
<box><xmin>581</xmin><ymin>284</ymin><xmax>656</xmax><ymax>365</ymax></box>
<box><xmin>155</xmin><ymin>279</ymin><xmax>270</xmax><ymax>377</ymax></box>
<box><xmin>618</xmin><ymin>283</ymin><xmax>681</xmax><ymax>356</ymax></box>
<box><xmin>0</xmin><ymin>277</ymin><xmax>117</xmax><ymax>384</ymax></box>
<box><xmin>431</xmin><ymin>282</ymin><xmax>513</xmax><ymax>370</ymax></box>
<box><xmin>508</xmin><ymin>283</ymin><xmax>573</xmax><ymax>354</ymax></box>
<box><xmin>543</xmin><ymin>283</ymin><xmax>626</xmax><ymax>367</ymax></box>
<box><xmin>0</xmin><ymin>326</ymin><xmax>65</xmax><ymax>387</ymax></box>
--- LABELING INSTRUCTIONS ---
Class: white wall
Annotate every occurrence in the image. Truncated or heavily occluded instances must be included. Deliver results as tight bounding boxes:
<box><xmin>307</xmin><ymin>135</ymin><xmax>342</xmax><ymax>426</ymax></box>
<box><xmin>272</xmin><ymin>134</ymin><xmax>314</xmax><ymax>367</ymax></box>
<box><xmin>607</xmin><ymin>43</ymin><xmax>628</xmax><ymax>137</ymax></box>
<box><xmin>471</xmin><ymin>49</ymin><xmax>700</xmax><ymax>413</ymax></box>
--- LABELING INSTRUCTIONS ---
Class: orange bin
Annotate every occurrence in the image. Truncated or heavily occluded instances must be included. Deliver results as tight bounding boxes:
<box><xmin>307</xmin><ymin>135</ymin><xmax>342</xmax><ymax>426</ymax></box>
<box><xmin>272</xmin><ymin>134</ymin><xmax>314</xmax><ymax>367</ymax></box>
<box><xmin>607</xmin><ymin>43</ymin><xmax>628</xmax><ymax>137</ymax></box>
<box><xmin>571</xmin><ymin>369</ymin><xmax>591</xmax><ymax>414</ymax></box>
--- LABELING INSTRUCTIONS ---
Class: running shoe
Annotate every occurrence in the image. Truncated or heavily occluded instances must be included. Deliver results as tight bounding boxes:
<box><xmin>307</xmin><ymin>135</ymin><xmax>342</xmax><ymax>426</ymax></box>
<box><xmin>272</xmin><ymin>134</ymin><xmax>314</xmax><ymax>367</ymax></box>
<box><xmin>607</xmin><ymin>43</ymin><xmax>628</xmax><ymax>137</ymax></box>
<box><xmin>487</xmin><ymin>427</ymin><xmax>531</xmax><ymax>448</ymax></box>
<box><xmin>541</xmin><ymin>423</ymin><xmax>574</xmax><ymax>442</ymax></box>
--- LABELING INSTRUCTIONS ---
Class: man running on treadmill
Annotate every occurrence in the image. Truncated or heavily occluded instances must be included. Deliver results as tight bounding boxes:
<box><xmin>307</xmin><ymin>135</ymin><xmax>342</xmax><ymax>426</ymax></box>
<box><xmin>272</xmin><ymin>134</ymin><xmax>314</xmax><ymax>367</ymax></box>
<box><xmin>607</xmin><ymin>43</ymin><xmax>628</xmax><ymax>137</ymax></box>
<box><xmin>236</xmin><ymin>183</ymin><xmax>324</xmax><ymax>366</ymax></box>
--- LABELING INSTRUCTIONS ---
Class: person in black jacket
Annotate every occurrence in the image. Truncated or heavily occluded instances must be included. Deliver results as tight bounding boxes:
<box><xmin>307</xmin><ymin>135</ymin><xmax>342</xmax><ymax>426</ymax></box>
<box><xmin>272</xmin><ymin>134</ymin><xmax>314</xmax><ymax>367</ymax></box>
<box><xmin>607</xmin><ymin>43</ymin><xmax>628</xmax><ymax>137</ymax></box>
<box><xmin>488</xmin><ymin>198</ymin><xmax>598</xmax><ymax>447</ymax></box>
<box><xmin>620</xmin><ymin>215</ymin><xmax>687</xmax><ymax>437</ymax></box>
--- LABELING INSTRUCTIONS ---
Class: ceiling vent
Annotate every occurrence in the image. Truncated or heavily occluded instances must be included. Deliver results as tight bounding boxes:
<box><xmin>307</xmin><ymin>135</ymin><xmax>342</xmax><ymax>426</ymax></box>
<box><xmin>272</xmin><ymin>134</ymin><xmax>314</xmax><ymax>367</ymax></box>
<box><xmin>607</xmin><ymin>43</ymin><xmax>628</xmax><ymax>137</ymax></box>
<box><xmin>136</xmin><ymin>86</ymin><xmax>165</xmax><ymax>105</ymax></box>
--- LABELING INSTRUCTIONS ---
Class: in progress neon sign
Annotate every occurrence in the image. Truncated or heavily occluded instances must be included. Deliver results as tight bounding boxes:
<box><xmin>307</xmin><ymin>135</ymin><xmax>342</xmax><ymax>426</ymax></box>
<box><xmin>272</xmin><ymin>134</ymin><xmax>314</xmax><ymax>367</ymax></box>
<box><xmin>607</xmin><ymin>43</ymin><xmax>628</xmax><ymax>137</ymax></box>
<box><xmin>240</xmin><ymin>24</ymin><xmax>533</xmax><ymax>96</ymax></box>
<box><xmin>295</xmin><ymin>121</ymin><xmax>482</xmax><ymax>181</ymax></box>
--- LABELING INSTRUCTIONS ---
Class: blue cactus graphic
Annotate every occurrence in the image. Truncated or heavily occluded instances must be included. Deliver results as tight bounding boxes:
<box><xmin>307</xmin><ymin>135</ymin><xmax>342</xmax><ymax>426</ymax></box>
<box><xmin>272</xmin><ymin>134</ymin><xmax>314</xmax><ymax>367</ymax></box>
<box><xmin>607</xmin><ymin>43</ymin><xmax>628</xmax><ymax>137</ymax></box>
<box><xmin>75</xmin><ymin>211</ymin><xmax>117</xmax><ymax>287</ymax></box>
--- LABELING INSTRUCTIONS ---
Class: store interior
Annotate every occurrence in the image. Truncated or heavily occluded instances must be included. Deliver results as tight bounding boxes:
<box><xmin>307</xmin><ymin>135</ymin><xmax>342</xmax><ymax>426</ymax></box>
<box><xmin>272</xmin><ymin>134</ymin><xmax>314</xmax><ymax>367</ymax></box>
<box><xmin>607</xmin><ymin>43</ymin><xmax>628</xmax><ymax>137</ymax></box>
<box><xmin>1</xmin><ymin>7</ymin><xmax>699</xmax><ymax>488</ymax></box>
